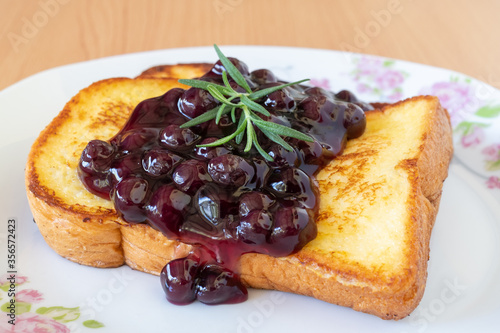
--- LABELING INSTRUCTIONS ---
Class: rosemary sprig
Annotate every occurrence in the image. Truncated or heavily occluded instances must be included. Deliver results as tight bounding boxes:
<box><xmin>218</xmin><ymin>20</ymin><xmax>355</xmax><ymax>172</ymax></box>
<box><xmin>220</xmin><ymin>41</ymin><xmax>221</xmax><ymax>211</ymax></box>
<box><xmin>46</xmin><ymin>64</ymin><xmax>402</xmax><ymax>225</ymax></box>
<box><xmin>179</xmin><ymin>44</ymin><xmax>313</xmax><ymax>161</ymax></box>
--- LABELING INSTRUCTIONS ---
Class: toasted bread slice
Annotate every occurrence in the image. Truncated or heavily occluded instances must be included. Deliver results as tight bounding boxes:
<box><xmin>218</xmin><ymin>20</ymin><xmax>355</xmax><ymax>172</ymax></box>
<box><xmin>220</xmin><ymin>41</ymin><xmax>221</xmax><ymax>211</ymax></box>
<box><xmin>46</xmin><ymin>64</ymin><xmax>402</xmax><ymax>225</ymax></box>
<box><xmin>137</xmin><ymin>63</ymin><xmax>212</xmax><ymax>79</ymax></box>
<box><xmin>25</xmin><ymin>66</ymin><xmax>452</xmax><ymax>319</ymax></box>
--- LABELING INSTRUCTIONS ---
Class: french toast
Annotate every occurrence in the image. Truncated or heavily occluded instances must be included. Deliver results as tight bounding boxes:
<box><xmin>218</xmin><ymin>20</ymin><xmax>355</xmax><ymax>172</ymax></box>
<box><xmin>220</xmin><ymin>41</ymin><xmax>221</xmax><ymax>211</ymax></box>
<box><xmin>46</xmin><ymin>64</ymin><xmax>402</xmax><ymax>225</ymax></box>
<box><xmin>137</xmin><ymin>63</ymin><xmax>212</xmax><ymax>79</ymax></box>
<box><xmin>25</xmin><ymin>62</ymin><xmax>453</xmax><ymax>319</ymax></box>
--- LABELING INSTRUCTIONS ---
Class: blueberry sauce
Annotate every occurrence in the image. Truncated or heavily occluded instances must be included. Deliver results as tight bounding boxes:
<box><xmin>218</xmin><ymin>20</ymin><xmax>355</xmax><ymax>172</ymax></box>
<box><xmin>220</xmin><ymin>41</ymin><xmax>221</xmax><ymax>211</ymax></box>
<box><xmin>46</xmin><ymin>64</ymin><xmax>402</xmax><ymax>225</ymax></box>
<box><xmin>78</xmin><ymin>57</ymin><xmax>371</xmax><ymax>305</ymax></box>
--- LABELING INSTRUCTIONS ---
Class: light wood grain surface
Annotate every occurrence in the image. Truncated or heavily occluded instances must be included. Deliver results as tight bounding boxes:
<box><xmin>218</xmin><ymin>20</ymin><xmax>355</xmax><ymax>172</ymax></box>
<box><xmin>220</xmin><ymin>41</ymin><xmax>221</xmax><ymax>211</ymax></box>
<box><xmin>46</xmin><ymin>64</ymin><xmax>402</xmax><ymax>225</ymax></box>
<box><xmin>1</xmin><ymin>0</ymin><xmax>499</xmax><ymax>91</ymax></box>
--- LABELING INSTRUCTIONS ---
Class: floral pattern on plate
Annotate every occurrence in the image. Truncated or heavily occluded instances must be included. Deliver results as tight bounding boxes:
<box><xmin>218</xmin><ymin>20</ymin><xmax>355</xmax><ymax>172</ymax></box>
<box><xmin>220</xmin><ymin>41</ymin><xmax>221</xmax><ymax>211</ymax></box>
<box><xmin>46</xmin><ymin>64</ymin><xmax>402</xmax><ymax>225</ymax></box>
<box><xmin>483</xmin><ymin>143</ymin><xmax>500</xmax><ymax>189</ymax></box>
<box><xmin>419</xmin><ymin>76</ymin><xmax>481</xmax><ymax>127</ymax></box>
<box><xmin>340</xmin><ymin>56</ymin><xmax>500</xmax><ymax>192</ymax></box>
<box><xmin>0</xmin><ymin>274</ymin><xmax>104</xmax><ymax>332</ymax></box>
<box><xmin>349</xmin><ymin>56</ymin><xmax>408</xmax><ymax>103</ymax></box>
<box><xmin>482</xmin><ymin>143</ymin><xmax>500</xmax><ymax>171</ymax></box>
<box><xmin>309</xmin><ymin>78</ymin><xmax>331</xmax><ymax>90</ymax></box>
<box><xmin>421</xmin><ymin>77</ymin><xmax>500</xmax><ymax>191</ymax></box>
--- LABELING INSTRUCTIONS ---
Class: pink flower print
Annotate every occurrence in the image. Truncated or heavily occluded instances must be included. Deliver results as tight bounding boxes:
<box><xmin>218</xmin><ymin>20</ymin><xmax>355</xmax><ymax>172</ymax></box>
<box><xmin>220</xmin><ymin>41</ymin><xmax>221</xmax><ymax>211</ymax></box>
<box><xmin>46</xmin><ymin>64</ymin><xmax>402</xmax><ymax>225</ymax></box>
<box><xmin>355</xmin><ymin>56</ymin><xmax>384</xmax><ymax>77</ymax></box>
<box><xmin>310</xmin><ymin>78</ymin><xmax>331</xmax><ymax>90</ymax></box>
<box><xmin>0</xmin><ymin>274</ymin><xmax>28</xmax><ymax>286</ymax></box>
<box><xmin>420</xmin><ymin>81</ymin><xmax>477</xmax><ymax>126</ymax></box>
<box><xmin>461</xmin><ymin>126</ymin><xmax>485</xmax><ymax>148</ymax></box>
<box><xmin>486</xmin><ymin>176</ymin><xmax>500</xmax><ymax>189</ymax></box>
<box><xmin>387</xmin><ymin>90</ymin><xmax>403</xmax><ymax>103</ymax></box>
<box><xmin>482</xmin><ymin>143</ymin><xmax>500</xmax><ymax>161</ymax></box>
<box><xmin>374</xmin><ymin>70</ymin><xmax>405</xmax><ymax>91</ymax></box>
<box><xmin>356</xmin><ymin>82</ymin><xmax>371</xmax><ymax>94</ymax></box>
<box><xmin>16</xmin><ymin>289</ymin><xmax>44</xmax><ymax>303</ymax></box>
<box><xmin>0</xmin><ymin>312</ymin><xmax>70</xmax><ymax>333</ymax></box>
<box><xmin>351</xmin><ymin>57</ymin><xmax>406</xmax><ymax>101</ymax></box>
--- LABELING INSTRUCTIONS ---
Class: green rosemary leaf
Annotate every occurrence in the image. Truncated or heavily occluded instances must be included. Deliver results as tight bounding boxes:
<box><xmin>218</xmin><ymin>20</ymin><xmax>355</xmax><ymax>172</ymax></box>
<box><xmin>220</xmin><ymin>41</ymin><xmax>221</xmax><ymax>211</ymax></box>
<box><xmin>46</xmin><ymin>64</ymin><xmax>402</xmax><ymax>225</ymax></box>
<box><xmin>179</xmin><ymin>106</ymin><xmax>220</xmax><ymax>128</ymax></box>
<box><xmin>230</xmin><ymin>106</ymin><xmax>237</xmax><ymax>123</ymax></box>
<box><xmin>214</xmin><ymin>44</ymin><xmax>252</xmax><ymax>93</ymax></box>
<box><xmin>207</xmin><ymin>85</ymin><xmax>239</xmax><ymax>106</ymax></box>
<box><xmin>197</xmin><ymin>135</ymin><xmax>234</xmax><ymax>147</ymax></box>
<box><xmin>198</xmin><ymin>118</ymin><xmax>247</xmax><ymax>147</ymax></box>
<box><xmin>247</xmin><ymin>79</ymin><xmax>310</xmax><ymax>100</ymax></box>
<box><xmin>178</xmin><ymin>79</ymin><xmax>226</xmax><ymax>92</ymax></box>
<box><xmin>215</xmin><ymin>103</ymin><xmax>229</xmax><ymax>124</ymax></box>
<box><xmin>250</xmin><ymin>130</ymin><xmax>274</xmax><ymax>161</ymax></box>
<box><xmin>222</xmin><ymin>70</ymin><xmax>231</xmax><ymax>89</ymax></box>
<box><xmin>235</xmin><ymin>114</ymin><xmax>246</xmax><ymax>144</ymax></box>
<box><xmin>252</xmin><ymin>118</ymin><xmax>314</xmax><ymax>142</ymax></box>
<box><xmin>244</xmin><ymin>118</ymin><xmax>255</xmax><ymax>152</ymax></box>
<box><xmin>257</xmin><ymin>126</ymin><xmax>294</xmax><ymax>152</ymax></box>
<box><xmin>240</xmin><ymin>95</ymin><xmax>271</xmax><ymax>117</ymax></box>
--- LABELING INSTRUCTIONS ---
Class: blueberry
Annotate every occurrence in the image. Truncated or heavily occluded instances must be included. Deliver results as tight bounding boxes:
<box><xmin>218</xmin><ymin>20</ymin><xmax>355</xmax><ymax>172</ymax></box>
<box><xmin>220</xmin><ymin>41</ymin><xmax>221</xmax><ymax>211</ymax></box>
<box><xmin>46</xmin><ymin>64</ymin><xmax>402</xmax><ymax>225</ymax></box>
<box><xmin>293</xmin><ymin>138</ymin><xmax>323</xmax><ymax>165</ymax></box>
<box><xmin>79</xmin><ymin>140</ymin><xmax>115</xmax><ymax>174</ymax></box>
<box><xmin>146</xmin><ymin>185</ymin><xmax>191</xmax><ymax>238</ymax></box>
<box><xmin>208</xmin><ymin>154</ymin><xmax>255</xmax><ymax>188</ymax></box>
<box><xmin>196</xmin><ymin>265</ymin><xmax>248</xmax><ymax>305</ymax></box>
<box><xmin>178</xmin><ymin>87</ymin><xmax>219</xmax><ymax>119</ymax></box>
<box><xmin>238</xmin><ymin>191</ymin><xmax>275</xmax><ymax>217</ymax></box>
<box><xmin>112</xmin><ymin>177</ymin><xmax>149</xmax><ymax>223</ymax></box>
<box><xmin>296</xmin><ymin>95</ymin><xmax>338</xmax><ymax>125</ymax></box>
<box><xmin>296</xmin><ymin>95</ymin><xmax>325</xmax><ymax>123</ymax></box>
<box><xmin>161</xmin><ymin>256</ymin><xmax>200</xmax><ymax>305</ymax></box>
<box><xmin>172</xmin><ymin>160</ymin><xmax>212</xmax><ymax>195</ymax></box>
<box><xmin>120</xmin><ymin>97</ymin><xmax>164</xmax><ymax>131</ymax></box>
<box><xmin>266</xmin><ymin>167</ymin><xmax>317</xmax><ymax>209</ymax></box>
<box><xmin>250</xmin><ymin>69</ymin><xmax>278</xmax><ymax>85</ymax></box>
<box><xmin>109</xmin><ymin>153</ymin><xmax>143</xmax><ymax>184</ymax></box>
<box><xmin>343</xmin><ymin>103</ymin><xmax>366</xmax><ymax>139</ymax></box>
<box><xmin>78</xmin><ymin>140</ymin><xmax>116</xmax><ymax>197</ymax></box>
<box><xmin>234</xmin><ymin>209</ymin><xmax>273</xmax><ymax>245</ymax></box>
<box><xmin>266</xmin><ymin>143</ymin><xmax>299</xmax><ymax>169</ymax></box>
<box><xmin>334</xmin><ymin>89</ymin><xmax>358</xmax><ymax>102</ymax></box>
<box><xmin>160</xmin><ymin>124</ymin><xmax>201</xmax><ymax>151</ymax></box>
<box><xmin>117</xmin><ymin>128</ymin><xmax>158</xmax><ymax>152</ymax></box>
<box><xmin>305</xmin><ymin>86</ymin><xmax>334</xmax><ymax>99</ymax></box>
<box><xmin>77</xmin><ymin>172</ymin><xmax>113</xmax><ymax>200</ymax></box>
<box><xmin>194</xmin><ymin>184</ymin><xmax>236</xmax><ymax>227</ymax></box>
<box><xmin>259</xmin><ymin>82</ymin><xmax>296</xmax><ymax>112</ymax></box>
<box><xmin>209</xmin><ymin>57</ymin><xmax>250</xmax><ymax>77</ymax></box>
<box><xmin>194</xmin><ymin>137</ymin><xmax>231</xmax><ymax>161</ymax></box>
<box><xmin>142</xmin><ymin>149</ymin><xmax>182</xmax><ymax>178</ymax></box>
<box><xmin>161</xmin><ymin>88</ymin><xmax>185</xmax><ymax>112</ymax></box>
<box><xmin>268</xmin><ymin>206</ymin><xmax>317</xmax><ymax>256</ymax></box>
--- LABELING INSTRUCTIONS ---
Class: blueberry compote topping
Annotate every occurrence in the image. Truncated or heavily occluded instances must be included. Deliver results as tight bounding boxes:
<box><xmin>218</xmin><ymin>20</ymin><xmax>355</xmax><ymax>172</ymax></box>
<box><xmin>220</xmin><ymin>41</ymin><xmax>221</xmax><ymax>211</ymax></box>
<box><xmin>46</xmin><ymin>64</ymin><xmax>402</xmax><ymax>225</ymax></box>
<box><xmin>78</xmin><ymin>56</ymin><xmax>371</xmax><ymax>306</ymax></box>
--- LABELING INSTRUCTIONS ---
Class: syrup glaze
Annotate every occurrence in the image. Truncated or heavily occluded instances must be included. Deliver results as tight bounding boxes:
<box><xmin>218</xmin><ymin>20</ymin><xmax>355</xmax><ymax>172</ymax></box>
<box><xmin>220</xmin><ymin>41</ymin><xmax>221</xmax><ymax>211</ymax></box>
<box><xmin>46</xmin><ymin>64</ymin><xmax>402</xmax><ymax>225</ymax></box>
<box><xmin>78</xmin><ymin>57</ymin><xmax>371</xmax><ymax>305</ymax></box>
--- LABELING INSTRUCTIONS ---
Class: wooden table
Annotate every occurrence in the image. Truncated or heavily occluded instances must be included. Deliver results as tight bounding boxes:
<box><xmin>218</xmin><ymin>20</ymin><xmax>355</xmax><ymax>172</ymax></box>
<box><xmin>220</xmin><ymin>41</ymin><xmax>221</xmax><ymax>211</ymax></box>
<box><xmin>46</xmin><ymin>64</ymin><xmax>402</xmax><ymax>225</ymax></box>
<box><xmin>1</xmin><ymin>0</ymin><xmax>499</xmax><ymax>91</ymax></box>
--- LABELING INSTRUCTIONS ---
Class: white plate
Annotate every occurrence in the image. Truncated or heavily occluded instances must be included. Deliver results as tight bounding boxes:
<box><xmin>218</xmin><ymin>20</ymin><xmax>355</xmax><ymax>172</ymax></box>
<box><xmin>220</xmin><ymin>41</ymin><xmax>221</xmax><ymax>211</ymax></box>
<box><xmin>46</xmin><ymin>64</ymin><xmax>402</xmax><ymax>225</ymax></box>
<box><xmin>1</xmin><ymin>46</ymin><xmax>500</xmax><ymax>332</ymax></box>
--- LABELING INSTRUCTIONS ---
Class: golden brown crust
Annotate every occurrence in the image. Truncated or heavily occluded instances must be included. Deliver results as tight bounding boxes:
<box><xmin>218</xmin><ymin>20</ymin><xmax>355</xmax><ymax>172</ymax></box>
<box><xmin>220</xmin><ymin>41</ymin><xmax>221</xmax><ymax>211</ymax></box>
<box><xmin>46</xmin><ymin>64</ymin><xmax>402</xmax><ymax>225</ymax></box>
<box><xmin>137</xmin><ymin>63</ymin><xmax>213</xmax><ymax>79</ymax></box>
<box><xmin>120</xmin><ymin>224</ymin><xmax>192</xmax><ymax>275</ymax></box>
<box><xmin>25</xmin><ymin>70</ymin><xmax>452</xmax><ymax>320</ymax></box>
<box><xmin>26</xmin><ymin>188</ymin><xmax>124</xmax><ymax>267</ymax></box>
